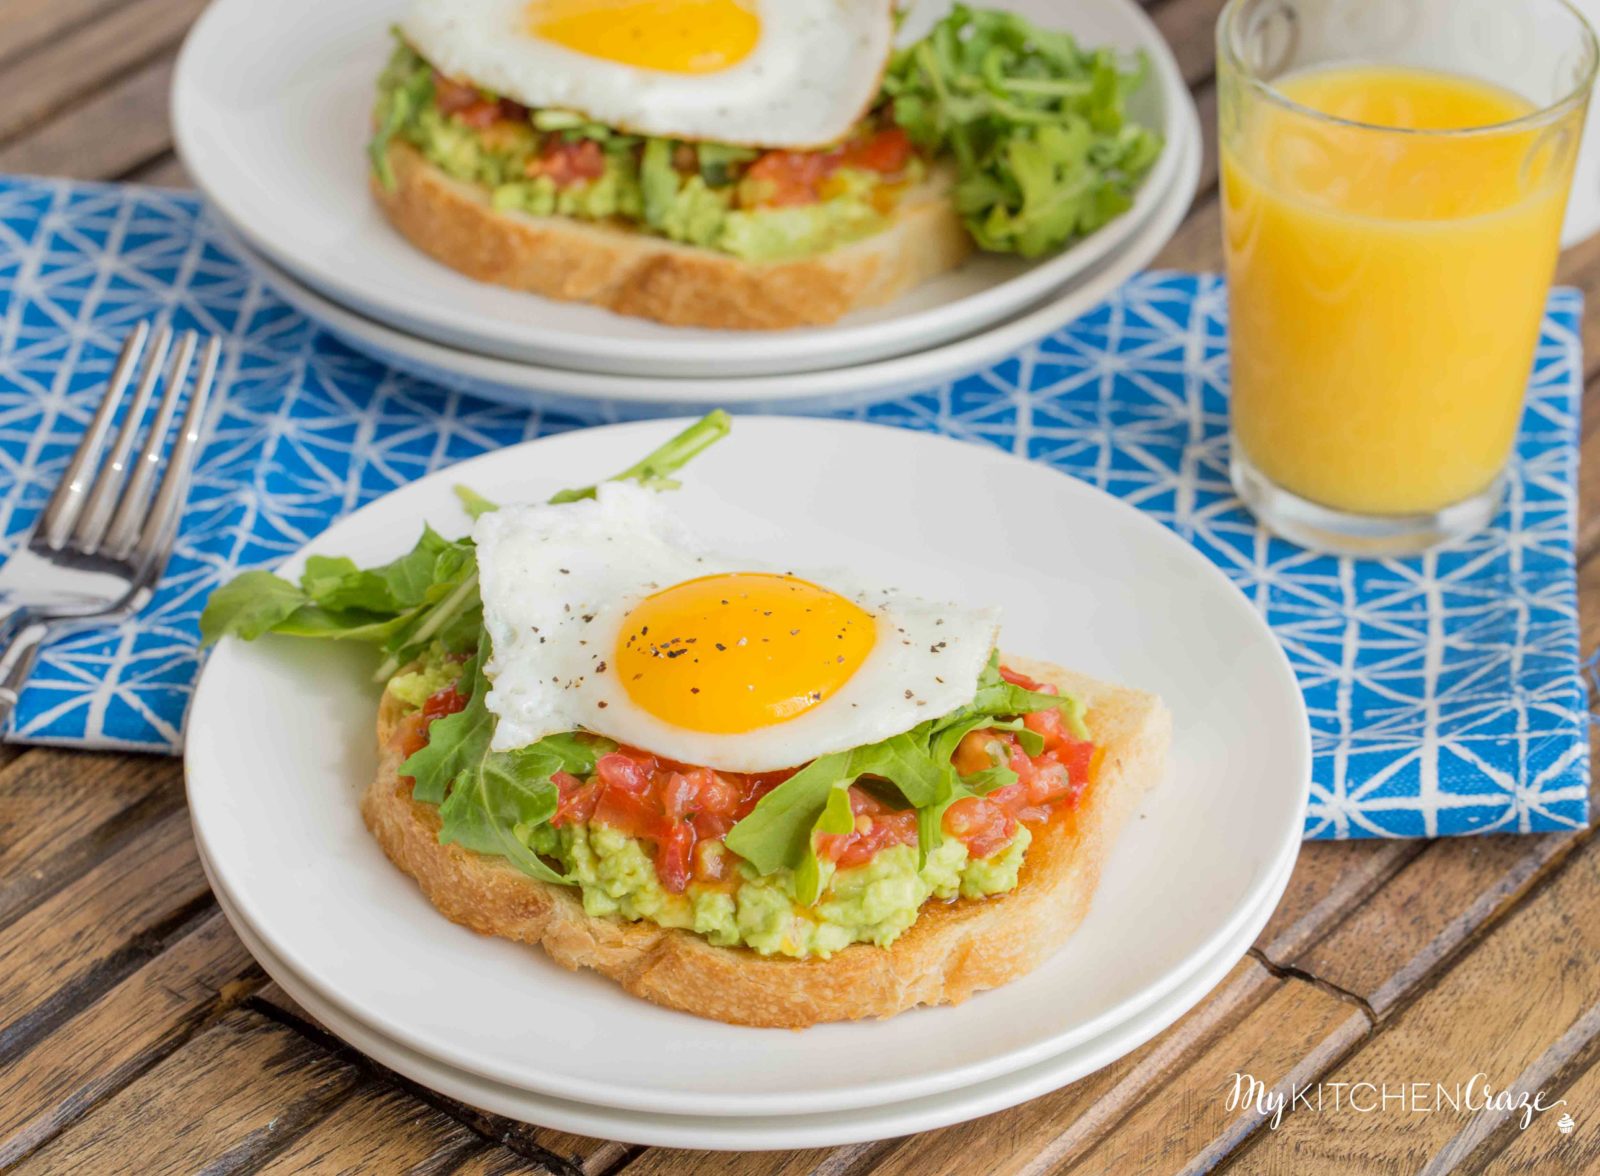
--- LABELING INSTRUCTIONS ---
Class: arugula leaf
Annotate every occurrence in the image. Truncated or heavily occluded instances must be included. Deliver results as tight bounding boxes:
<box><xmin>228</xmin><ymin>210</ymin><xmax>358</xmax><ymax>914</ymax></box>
<box><xmin>300</xmin><ymin>526</ymin><xmax>456</xmax><ymax>614</ymax></box>
<box><xmin>725</xmin><ymin>752</ymin><xmax>853</xmax><ymax>877</ymax></box>
<box><xmin>453</xmin><ymin>485</ymin><xmax>498</xmax><ymax>520</ymax></box>
<box><xmin>369</xmin><ymin>34</ymin><xmax>435</xmax><ymax>190</ymax></box>
<box><xmin>794</xmin><ymin>778</ymin><xmax>857</xmax><ymax>905</ymax></box>
<box><xmin>402</xmin><ymin>636</ymin><xmax>615</xmax><ymax>885</ymax></box>
<box><xmin>435</xmin><ymin>749</ymin><xmax>567</xmax><ymax>884</ymax></box>
<box><xmin>547</xmin><ymin>410</ymin><xmax>731</xmax><ymax>503</ymax></box>
<box><xmin>199</xmin><ymin>411</ymin><xmax>733</xmax><ymax>655</ymax></box>
<box><xmin>724</xmin><ymin>654</ymin><xmax>1087</xmax><ymax>892</ymax></box>
<box><xmin>885</xmin><ymin>5</ymin><xmax>1163</xmax><ymax>257</ymax></box>
<box><xmin>197</xmin><ymin>572</ymin><xmax>308</xmax><ymax>644</ymax></box>
<box><xmin>401</xmin><ymin>643</ymin><xmax>495</xmax><ymax>805</ymax></box>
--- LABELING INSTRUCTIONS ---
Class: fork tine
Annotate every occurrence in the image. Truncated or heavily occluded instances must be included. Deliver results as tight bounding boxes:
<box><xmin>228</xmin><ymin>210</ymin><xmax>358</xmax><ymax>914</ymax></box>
<box><xmin>133</xmin><ymin>336</ymin><xmax>220</xmax><ymax>566</ymax></box>
<box><xmin>103</xmin><ymin>331</ymin><xmax>198</xmax><ymax>559</ymax></box>
<box><xmin>39</xmin><ymin>322</ymin><xmax>149</xmax><ymax>550</ymax></box>
<box><xmin>72</xmin><ymin>326</ymin><xmax>173</xmax><ymax>554</ymax></box>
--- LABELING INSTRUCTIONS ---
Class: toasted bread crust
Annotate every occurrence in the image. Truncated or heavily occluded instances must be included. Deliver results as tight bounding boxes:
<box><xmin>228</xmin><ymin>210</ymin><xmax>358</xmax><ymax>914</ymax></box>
<box><xmin>362</xmin><ymin>656</ymin><xmax>1170</xmax><ymax>1027</ymax></box>
<box><xmin>370</xmin><ymin>141</ymin><xmax>975</xmax><ymax>330</ymax></box>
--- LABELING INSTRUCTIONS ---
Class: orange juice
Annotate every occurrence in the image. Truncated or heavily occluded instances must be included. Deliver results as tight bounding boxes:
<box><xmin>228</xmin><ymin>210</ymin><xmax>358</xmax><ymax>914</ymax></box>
<box><xmin>1222</xmin><ymin>66</ymin><xmax>1577</xmax><ymax>516</ymax></box>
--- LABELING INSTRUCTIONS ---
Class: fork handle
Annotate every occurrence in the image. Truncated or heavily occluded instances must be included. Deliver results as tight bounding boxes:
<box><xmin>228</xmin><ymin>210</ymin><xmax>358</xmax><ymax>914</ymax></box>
<box><xmin>0</xmin><ymin>620</ymin><xmax>49</xmax><ymax>735</ymax></box>
<box><xmin>0</xmin><ymin>607</ymin><xmax>30</xmax><ymax>651</ymax></box>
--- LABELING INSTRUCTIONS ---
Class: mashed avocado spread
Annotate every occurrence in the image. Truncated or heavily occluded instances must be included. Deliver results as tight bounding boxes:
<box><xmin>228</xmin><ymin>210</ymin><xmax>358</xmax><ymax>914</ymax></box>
<box><xmin>371</xmin><ymin>41</ymin><xmax>910</xmax><ymax>263</ymax></box>
<box><xmin>388</xmin><ymin>651</ymin><xmax>1046</xmax><ymax>959</ymax></box>
<box><xmin>530</xmin><ymin>821</ymin><xmax>1030</xmax><ymax>959</ymax></box>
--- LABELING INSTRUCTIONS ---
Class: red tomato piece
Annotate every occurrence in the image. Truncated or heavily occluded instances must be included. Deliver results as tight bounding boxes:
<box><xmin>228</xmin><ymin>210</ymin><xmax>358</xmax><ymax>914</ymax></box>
<box><xmin>841</xmin><ymin>126</ymin><xmax>913</xmax><ymax>174</ymax></box>
<box><xmin>942</xmin><ymin>795</ymin><xmax>1017</xmax><ymax>859</ymax></box>
<box><xmin>953</xmin><ymin>727</ymin><xmax>1012</xmax><ymax>776</ymax></box>
<box><xmin>596</xmin><ymin>751</ymin><xmax>653</xmax><ymax>794</ymax></box>
<box><xmin>998</xmin><ymin>664</ymin><xmax>1057</xmax><ymax>694</ymax></box>
<box><xmin>528</xmin><ymin>138</ymin><xmax>607</xmax><ymax>186</ymax></box>
<box><xmin>552</xmin><ymin>771</ymin><xmax>599</xmax><ymax>827</ymax></box>
<box><xmin>591</xmin><ymin>784</ymin><xmax>657</xmax><ymax>839</ymax></box>
<box><xmin>1054</xmin><ymin>738</ymin><xmax>1096</xmax><ymax>787</ymax></box>
<box><xmin>655</xmin><ymin>821</ymin><xmax>695</xmax><ymax>894</ymax></box>
<box><xmin>421</xmin><ymin>682</ymin><xmax>468</xmax><ymax>723</ymax></box>
<box><xmin>1022</xmin><ymin>705</ymin><xmax>1072</xmax><ymax>751</ymax></box>
<box><xmin>742</xmin><ymin>149</ymin><xmax>834</xmax><ymax>206</ymax></box>
<box><xmin>393</xmin><ymin>711</ymin><xmax>429</xmax><ymax>761</ymax></box>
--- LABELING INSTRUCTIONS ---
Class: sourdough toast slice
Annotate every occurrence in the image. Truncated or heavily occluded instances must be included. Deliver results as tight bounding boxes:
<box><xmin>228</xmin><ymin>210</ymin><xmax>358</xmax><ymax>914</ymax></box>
<box><xmin>362</xmin><ymin>654</ymin><xmax>1170</xmax><ymax>1027</ymax></box>
<box><xmin>371</xmin><ymin>141</ymin><xmax>975</xmax><ymax>330</ymax></box>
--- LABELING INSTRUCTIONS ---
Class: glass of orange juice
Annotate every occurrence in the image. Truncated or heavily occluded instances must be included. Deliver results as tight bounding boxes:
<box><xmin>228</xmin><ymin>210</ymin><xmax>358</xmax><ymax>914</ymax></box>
<box><xmin>1218</xmin><ymin>0</ymin><xmax>1597</xmax><ymax>555</ymax></box>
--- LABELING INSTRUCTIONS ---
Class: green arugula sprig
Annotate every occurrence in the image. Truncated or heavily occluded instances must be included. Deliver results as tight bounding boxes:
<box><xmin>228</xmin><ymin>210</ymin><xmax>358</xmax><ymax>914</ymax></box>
<box><xmin>725</xmin><ymin>654</ymin><xmax>1083</xmax><ymax>903</ymax></box>
<box><xmin>197</xmin><ymin>408</ymin><xmax>1087</xmax><ymax>900</ymax></box>
<box><xmin>405</xmin><ymin>640</ymin><xmax>615</xmax><ymax>884</ymax></box>
<box><xmin>198</xmin><ymin>411</ymin><xmax>731</xmax><ymax>887</ymax></box>
<box><xmin>369</xmin><ymin>35</ymin><xmax>436</xmax><ymax>190</ymax></box>
<box><xmin>884</xmin><ymin>5</ymin><xmax>1164</xmax><ymax>257</ymax></box>
<box><xmin>198</xmin><ymin>411</ymin><xmax>732</xmax><ymax>686</ymax></box>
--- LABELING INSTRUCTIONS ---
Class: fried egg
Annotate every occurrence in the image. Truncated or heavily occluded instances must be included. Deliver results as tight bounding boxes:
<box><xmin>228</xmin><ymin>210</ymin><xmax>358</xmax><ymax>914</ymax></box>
<box><xmin>401</xmin><ymin>0</ymin><xmax>895</xmax><ymax>149</ymax></box>
<box><xmin>474</xmin><ymin>483</ymin><xmax>999</xmax><ymax>773</ymax></box>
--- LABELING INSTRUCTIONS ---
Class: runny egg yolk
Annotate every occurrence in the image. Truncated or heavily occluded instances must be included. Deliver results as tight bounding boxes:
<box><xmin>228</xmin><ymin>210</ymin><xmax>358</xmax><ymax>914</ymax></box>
<box><xmin>528</xmin><ymin>0</ymin><xmax>760</xmax><ymax>75</ymax></box>
<box><xmin>615</xmin><ymin>573</ymin><xmax>876</xmax><ymax>734</ymax></box>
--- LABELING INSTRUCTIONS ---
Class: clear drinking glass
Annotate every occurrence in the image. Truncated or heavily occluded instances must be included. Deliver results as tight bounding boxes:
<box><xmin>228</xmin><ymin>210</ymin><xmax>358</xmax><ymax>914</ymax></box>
<box><xmin>1218</xmin><ymin>0</ymin><xmax>1597</xmax><ymax>556</ymax></box>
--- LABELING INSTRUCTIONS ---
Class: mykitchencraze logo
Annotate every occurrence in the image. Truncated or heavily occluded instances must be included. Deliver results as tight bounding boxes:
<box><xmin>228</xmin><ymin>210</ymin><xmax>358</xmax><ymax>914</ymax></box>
<box><xmin>1227</xmin><ymin>1073</ymin><xmax>1570</xmax><ymax>1131</ymax></box>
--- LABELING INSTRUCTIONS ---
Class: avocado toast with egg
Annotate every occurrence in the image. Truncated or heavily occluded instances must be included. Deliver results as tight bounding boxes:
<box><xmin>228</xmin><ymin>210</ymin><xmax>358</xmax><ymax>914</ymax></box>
<box><xmin>368</xmin><ymin>2</ymin><xmax>1165</xmax><ymax>328</ymax></box>
<box><xmin>202</xmin><ymin>414</ymin><xmax>1170</xmax><ymax>1027</ymax></box>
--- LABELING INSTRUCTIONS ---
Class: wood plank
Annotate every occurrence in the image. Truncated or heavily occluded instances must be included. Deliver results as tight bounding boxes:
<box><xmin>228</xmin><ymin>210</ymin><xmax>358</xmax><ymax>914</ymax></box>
<box><xmin>846</xmin><ymin>962</ymin><xmax>1362</xmax><ymax>1176</ymax></box>
<box><xmin>1154</xmin><ymin>189</ymin><xmax>1223</xmax><ymax>272</ymax></box>
<box><xmin>8</xmin><ymin>1008</ymin><xmax>361</xmax><ymax>1174</ymax></box>
<box><xmin>0</xmin><ymin>749</ymin><xmax>183</xmax><ymax>930</ymax></box>
<box><xmin>448</xmin><ymin>1140</ymin><xmax>632</xmax><ymax>1176</ymax></box>
<box><xmin>249</xmin><ymin>982</ymin><xmax>631</xmax><ymax>1175</ymax></box>
<box><xmin>1581</xmin><ymin>553</ymin><xmax>1600</xmax><ymax>652</ymax></box>
<box><xmin>0</xmin><ymin>0</ymin><xmax>127</xmax><ymax>67</ymax></box>
<box><xmin>1577</xmin><ymin>426</ymin><xmax>1600</xmax><ymax>565</ymax></box>
<box><xmin>618</xmin><ymin>1147</ymin><xmax>849</xmax><ymax>1176</ymax></box>
<box><xmin>1229</xmin><ymin>834</ymin><xmax>1600</xmax><ymax>1171</ymax></box>
<box><xmin>1057</xmin><ymin>978</ymin><xmax>1365</xmax><ymax>1173</ymax></box>
<box><xmin>1150</xmin><ymin>0</ymin><xmax>1225</xmax><ymax>86</ymax></box>
<box><xmin>1474</xmin><ymin>1050</ymin><xmax>1600</xmax><ymax>1173</ymax></box>
<box><xmin>1287</xmin><ymin>832</ymin><xmax>1588</xmax><ymax>1017</ymax></box>
<box><xmin>0</xmin><ymin>807</ymin><xmax>210</xmax><ymax>1053</ymax></box>
<box><xmin>0</xmin><ymin>52</ymin><xmax>175</xmax><ymax>180</ymax></box>
<box><xmin>820</xmin><ymin>960</ymin><xmax>1270</xmax><ymax>1176</ymax></box>
<box><xmin>1190</xmin><ymin>82</ymin><xmax>1218</xmax><ymax>195</ymax></box>
<box><xmin>0</xmin><ymin>0</ymin><xmax>207</xmax><ymax>145</ymax></box>
<box><xmin>1253</xmin><ymin>841</ymin><xmax>1421</xmax><ymax>962</ymax></box>
<box><xmin>124</xmin><ymin>151</ymin><xmax>192</xmax><ymax>188</ymax></box>
<box><xmin>255</xmin><ymin>1084</ymin><xmax>486</xmax><ymax>1175</ymax></box>
<box><xmin>0</xmin><ymin>909</ymin><xmax>258</xmax><ymax>1167</ymax></box>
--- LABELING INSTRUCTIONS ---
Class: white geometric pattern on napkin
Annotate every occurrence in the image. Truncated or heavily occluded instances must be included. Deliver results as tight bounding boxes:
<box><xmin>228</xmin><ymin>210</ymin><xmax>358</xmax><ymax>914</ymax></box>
<box><xmin>0</xmin><ymin>176</ymin><xmax>1588</xmax><ymax>839</ymax></box>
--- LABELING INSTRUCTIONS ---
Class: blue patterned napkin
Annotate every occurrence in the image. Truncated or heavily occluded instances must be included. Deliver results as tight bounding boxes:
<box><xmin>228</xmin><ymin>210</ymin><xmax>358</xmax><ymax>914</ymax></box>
<box><xmin>0</xmin><ymin>175</ymin><xmax>1589</xmax><ymax>838</ymax></box>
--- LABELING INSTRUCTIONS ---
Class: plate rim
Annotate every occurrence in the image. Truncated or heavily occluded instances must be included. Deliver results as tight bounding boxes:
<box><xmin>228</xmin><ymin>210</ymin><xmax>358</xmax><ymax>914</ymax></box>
<box><xmin>170</xmin><ymin>0</ymin><xmax>1195</xmax><ymax>378</ymax></box>
<box><xmin>185</xmin><ymin>416</ymin><xmax>1312</xmax><ymax>1117</ymax></box>
<box><xmin>203</xmin><ymin>122</ymin><xmax>1202</xmax><ymax>412</ymax></box>
<box><xmin>196</xmin><ymin>829</ymin><xmax>1299</xmax><ymax>1148</ymax></box>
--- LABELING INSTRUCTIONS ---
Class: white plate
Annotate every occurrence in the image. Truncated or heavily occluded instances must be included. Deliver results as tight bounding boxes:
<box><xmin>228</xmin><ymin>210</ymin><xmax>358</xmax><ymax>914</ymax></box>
<box><xmin>212</xmin><ymin>122</ymin><xmax>1199</xmax><ymax>418</ymax></box>
<box><xmin>171</xmin><ymin>0</ymin><xmax>1194</xmax><ymax>378</ymax></box>
<box><xmin>196</xmin><ymin>829</ymin><xmax>1297</xmax><ymax>1149</ymax></box>
<box><xmin>185</xmin><ymin>418</ymin><xmax>1309</xmax><ymax>1118</ymax></box>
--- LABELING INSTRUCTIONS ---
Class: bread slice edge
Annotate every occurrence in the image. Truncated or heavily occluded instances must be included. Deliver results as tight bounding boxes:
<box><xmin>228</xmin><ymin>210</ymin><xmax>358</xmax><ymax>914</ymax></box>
<box><xmin>362</xmin><ymin>653</ymin><xmax>1171</xmax><ymax>1028</ymax></box>
<box><xmin>370</xmin><ymin>140</ymin><xmax>976</xmax><ymax>330</ymax></box>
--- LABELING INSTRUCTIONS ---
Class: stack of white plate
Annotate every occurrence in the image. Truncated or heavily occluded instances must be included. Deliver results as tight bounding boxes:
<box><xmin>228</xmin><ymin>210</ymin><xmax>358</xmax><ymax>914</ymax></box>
<box><xmin>186</xmin><ymin>421</ymin><xmax>1309</xmax><ymax>1149</ymax></box>
<box><xmin>171</xmin><ymin>0</ymin><xmax>1202</xmax><ymax>418</ymax></box>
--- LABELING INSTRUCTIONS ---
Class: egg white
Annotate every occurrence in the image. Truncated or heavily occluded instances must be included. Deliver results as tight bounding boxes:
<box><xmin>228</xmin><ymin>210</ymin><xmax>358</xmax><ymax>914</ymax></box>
<box><xmin>402</xmin><ymin>0</ymin><xmax>895</xmax><ymax>149</ymax></box>
<box><xmin>473</xmin><ymin>482</ymin><xmax>1000</xmax><ymax>773</ymax></box>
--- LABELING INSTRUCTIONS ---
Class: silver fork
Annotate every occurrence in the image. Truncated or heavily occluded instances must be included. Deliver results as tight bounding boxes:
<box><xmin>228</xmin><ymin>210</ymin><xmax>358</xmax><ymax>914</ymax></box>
<box><xmin>0</xmin><ymin>322</ymin><xmax>222</xmax><ymax>729</ymax></box>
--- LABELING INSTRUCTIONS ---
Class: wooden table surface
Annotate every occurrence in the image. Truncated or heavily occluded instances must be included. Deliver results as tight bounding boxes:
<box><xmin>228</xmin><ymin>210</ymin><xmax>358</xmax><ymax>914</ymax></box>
<box><xmin>1</xmin><ymin>1</ymin><xmax>1597</xmax><ymax>1173</ymax></box>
